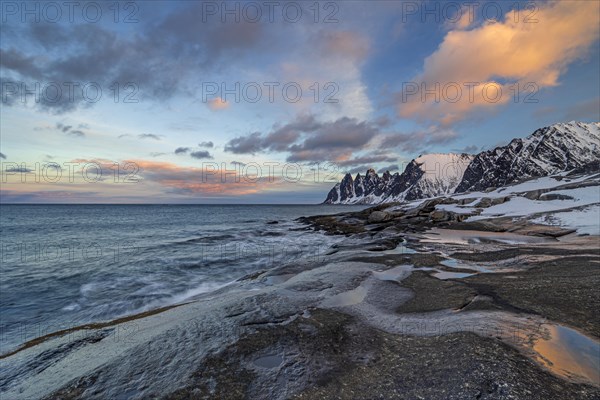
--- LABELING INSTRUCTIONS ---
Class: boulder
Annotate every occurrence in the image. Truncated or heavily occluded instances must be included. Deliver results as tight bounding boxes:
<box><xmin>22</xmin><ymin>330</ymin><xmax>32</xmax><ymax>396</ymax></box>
<box><xmin>368</xmin><ymin>211</ymin><xmax>391</xmax><ymax>223</ymax></box>
<box><xmin>429</xmin><ymin>210</ymin><xmax>451</xmax><ymax>222</ymax></box>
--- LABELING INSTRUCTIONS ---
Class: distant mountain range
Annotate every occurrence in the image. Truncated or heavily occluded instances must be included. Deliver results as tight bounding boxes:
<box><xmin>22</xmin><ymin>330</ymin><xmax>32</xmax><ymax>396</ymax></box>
<box><xmin>324</xmin><ymin>121</ymin><xmax>600</xmax><ymax>204</ymax></box>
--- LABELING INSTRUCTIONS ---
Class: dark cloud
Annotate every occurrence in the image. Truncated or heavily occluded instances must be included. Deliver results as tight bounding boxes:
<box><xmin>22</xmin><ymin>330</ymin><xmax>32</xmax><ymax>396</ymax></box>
<box><xmin>175</xmin><ymin>147</ymin><xmax>191</xmax><ymax>155</ymax></box>
<box><xmin>68</xmin><ymin>130</ymin><xmax>85</xmax><ymax>137</ymax></box>
<box><xmin>150</xmin><ymin>152</ymin><xmax>167</xmax><ymax>157</ymax></box>
<box><xmin>190</xmin><ymin>150</ymin><xmax>213</xmax><ymax>160</ymax></box>
<box><xmin>225</xmin><ymin>115</ymin><xmax>381</xmax><ymax>163</ymax></box>
<box><xmin>138</xmin><ymin>134</ymin><xmax>162</xmax><ymax>140</ymax></box>
<box><xmin>56</xmin><ymin>122</ymin><xmax>85</xmax><ymax>137</ymax></box>
<box><xmin>4</xmin><ymin>166</ymin><xmax>34</xmax><ymax>173</ymax></box>
<box><xmin>335</xmin><ymin>153</ymin><xmax>397</xmax><ymax>167</ymax></box>
<box><xmin>346</xmin><ymin>165</ymin><xmax>371</xmax><ymax>175</ymax></box>
<box><xmin>56</xmin><ymin>123</ymin><xmax>72</xmax><ymax>133</ymax></box>
<box><xmin>380</xmin><ymin>128</ymin><xmax>458</xmax><ymax>153</ymax></box>
<box><xmin>0</xmin><ymin>152</ymin><xmax>6</xmax><ymax>159</ymax></box>
<box><xmin>1</xmin><ymin>4</ymin><xmax>270</xmax><ymax>114</ymax></box>
<box><xmin>199</xmin><ymin>141</ymin><xmax>214</xmax><ymax>148</ymax></box>
<box><xmin>224</xmin><ymin>132</ymin><xmax>263</xmax><ymax>154</ymax></box>
<box><xmin>118</xmin><ymin>134</ymin><xmax>131</xmax><ymax>139</ymax></box>
<box><xmin>378</xmin><ymin>165</ymin><xmax>400</xmax><ymax>173</ymax></box>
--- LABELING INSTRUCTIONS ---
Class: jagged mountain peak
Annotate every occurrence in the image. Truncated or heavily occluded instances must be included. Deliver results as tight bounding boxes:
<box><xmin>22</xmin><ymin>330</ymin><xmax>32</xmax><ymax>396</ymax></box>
<box><xmin>324</xmin><ymin>121</ymin><xmax>600</xmax><ymax>204</ymax></box>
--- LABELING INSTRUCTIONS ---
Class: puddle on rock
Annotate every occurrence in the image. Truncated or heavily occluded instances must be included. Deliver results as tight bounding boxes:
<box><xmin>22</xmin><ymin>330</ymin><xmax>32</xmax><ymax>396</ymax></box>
<box><xmin>530</xmin><ymin>324</ymin><xmax>600</xmax><ymax>385</ymax></box>
<box><xmin>431</xmin><ymin>270</ymin><xmax>476</xmax><ymax>280</ymax></box>
<box><xmin>381</xmin><ymin>243</ymin><xmax>417</xmax><ymax>255</ymax></box>
<box><xmin>421</xmin><ymin>228</ymin><xmax>553</xmax><ymax>246</ymax></box>
<box><xmin>254</xmin><ymin>354</ymin><xmax>284</xmax><ymax>369</ymax></box>
<box><xmin>440</xmin><ymin>259</ymin><xmax>491</xmax><ymax>273</ymax></box>
<box><xmin>372</xmin><ymin>265</ymin><xmax>413</xmax><ymax>282</ymax></box>
<box><xmin>322</xmin><ymin>285</ymin><xmax>368</xmax><ymax>307</ymax></box>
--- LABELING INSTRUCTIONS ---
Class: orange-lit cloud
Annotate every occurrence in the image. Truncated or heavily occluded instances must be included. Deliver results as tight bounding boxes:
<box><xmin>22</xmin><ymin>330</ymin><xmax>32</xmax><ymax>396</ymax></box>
<box><xmin>207</xmin><ymin>97</ymin><xmax>229</xmax><ymax>111</ymax></box>
<box><xmin>399</xmin><ymin>1</ymin><xmax>600</xmax><ymax>125</ymax></box>
<box><xmin>125</xmin><ymin>159</ymin><xmax>286</xmax><ymax>196</ymax></box>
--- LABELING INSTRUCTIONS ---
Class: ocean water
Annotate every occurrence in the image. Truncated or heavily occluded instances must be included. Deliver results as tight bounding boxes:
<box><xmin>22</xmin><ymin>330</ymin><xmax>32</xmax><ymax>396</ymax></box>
<box><xmin>0</xmin><ymin>204</ymin><xmax>366</xmax><ymax>353</ymax></box>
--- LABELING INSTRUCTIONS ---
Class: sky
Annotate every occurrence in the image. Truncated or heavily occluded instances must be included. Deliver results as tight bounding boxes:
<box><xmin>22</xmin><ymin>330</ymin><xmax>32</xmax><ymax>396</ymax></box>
<box><xmin>1</xmin><ymin>0</ymin><xmax>599</xmax><ymax>204</ymax></box>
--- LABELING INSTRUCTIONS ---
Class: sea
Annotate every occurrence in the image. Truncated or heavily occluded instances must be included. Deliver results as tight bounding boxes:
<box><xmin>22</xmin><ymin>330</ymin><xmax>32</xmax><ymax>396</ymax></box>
<box><xmin>0</xmin><ymin>204</ymin><xmax>367</xmax><ymax>353</ymax></box>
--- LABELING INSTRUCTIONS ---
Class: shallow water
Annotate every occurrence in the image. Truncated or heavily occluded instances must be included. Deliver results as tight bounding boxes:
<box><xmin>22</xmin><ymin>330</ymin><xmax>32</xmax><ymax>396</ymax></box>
<box><xmin>421</xmin><ymin>228</ymin><xmax>553</xmax><ymax>245</ymax></box>
<box><xmin>372</xmin><ymin>265</ymin><xmax>413</xmax><ymax>282</ymax></box>
<box><xmin>431</xmin><ymin>270</ymin><xmax>476</xmax><ymax>280</ymax></box>
<box><xmin>381</xmin><ymin>243</ymin><xmax>417</xmax><ymax>255</ymax></box>
<box><xmin>531</xmin><ymin>324</ymin><xmax>600</xmax><ymax>385</ymax></box>
<box><xmin>322</xmin><ymin>285</ymin><xmax>368</xmax><ymax>307</ymax></box>
<box><xmin>439</xmin><ymin>259</ymin><xmax>491</xmax><ymax>273</ymax></box>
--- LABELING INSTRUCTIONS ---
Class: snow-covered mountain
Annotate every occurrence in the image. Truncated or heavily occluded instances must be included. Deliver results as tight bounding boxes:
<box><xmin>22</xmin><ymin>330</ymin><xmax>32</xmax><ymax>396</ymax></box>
<box><xmin>455</xmin><ymin>121</ymin><xmax>600</xmax><ymax>193</ymax></box>
<box><xmin>324</xmin><ymin>153</ymin><xmax>473</xmax><ymax>204</ymax></box>
<box><xmin>324</xmin><ymin>121</ymin><xmax>600</xmax><ymax>205</ymax></box>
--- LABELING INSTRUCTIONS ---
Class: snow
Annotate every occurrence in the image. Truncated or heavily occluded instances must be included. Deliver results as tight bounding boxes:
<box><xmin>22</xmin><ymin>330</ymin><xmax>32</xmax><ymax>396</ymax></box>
<box><xmin>466</xmin><ymin>185</ymin><xmax>599</xmax><ymax>221</ymax></box>
<box><xmin>531</xmin><ymin>205</ymin><xmax>600</xmax><ymax>236</ymax></box>
<box><xmin>414</xmin><ymin>153</ymin><xmax>474</xmax><ymax>194</ymax></box>
<box><xmin>453</xmin><ymin>173</ymin><xmax>598</xmax><ymax>200</ymax></box>
<box><xmin>435</xmin><ymin>203</ymin><xmax>478</xmax><ymax>214</ymax></box>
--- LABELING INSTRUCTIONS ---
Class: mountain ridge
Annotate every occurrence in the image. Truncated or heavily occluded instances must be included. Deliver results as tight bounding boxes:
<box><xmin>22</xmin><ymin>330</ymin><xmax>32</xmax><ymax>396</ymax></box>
<box><xmin>324</xmin><ymin>121</ymin><xmax>600</xmax><ymax>204</ymax></box>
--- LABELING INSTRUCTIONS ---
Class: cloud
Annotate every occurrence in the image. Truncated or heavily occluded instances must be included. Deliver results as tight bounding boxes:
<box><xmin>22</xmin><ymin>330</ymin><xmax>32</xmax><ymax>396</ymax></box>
<box><xmin>138</xmin><ymin>134</ymin><xmax>162</xmax><ymax>140</ymax></box>
<box><xmin>175</xmin><ymin>147</ymin><xmax>191</xmax><ymax>155</ymax></box>
<box><xmin>207</xmin><ymin>98</ymin><xmax>229</xmax><ymax>111</ymax></box>
<box><xmin>397</xmin><ymin>1</ymin><xmax>600</xmax><ymax>125</ymax></box>
<box><xmin>190</xmin><ymin>150</ymin><xmax>213</xmax><ymax>160</ymax></box>
<box><xmin>225</xmin><ymin>114</ymin><xmax>383</xmax><ymax>163</ymax></box>
<box><xmin>0</xmin><ymin>190</ymin><xmax>101</xmax><ymax>203</ymax></box>
<box><xmin>321</xmin><ymin>31</ymin><xmax>369</xmax><ymax>63</ymax></box>
<box><xmin>118</xmin><ymin>134</ymin><xmax>132</xmax><ymax>139</ymax></box>
<box><xmin>122</xmin><ymin>159</ymin><xmax>279</xmax><ymax>196</ymax></box>
<box><xmin>4</xmin><ymin>166</ymin><xmax>34</xmax><ymax>173</ymax></box>
<box><xmin>199</xmin><ymin>141</ymin><xmax>214</xmax><ymax>148</ymax></box>
<box><xmin>452</xmin><ymin>145</ymin><xmax>479</xmax><ymax>154</ymax></box>
<box><xmin>56</xmin><ymin>123</ymin><xmax>72</xmax><ymax>133</ymax></box>
<box><xmin>150</xmin><ymin>152</ymin><xmax>167</xmax><ymax>157</ymax></box>
<box><xmin>68</xmin><ymin>130</ymin><xmax>85</xmax><ymax>137</ymax></box>
<box><xmin>56</xmin><ymin>123</ymin><xmax>85</xmax><ymax>137</ymax></box>
<box><xmin>1</xmin><ymin>6</ymin><xmax>267</xmax><ymax>113</ymax></box>
<box><xmin>335</xmin><ymin>152</ymin><xmax>397</xmax><ymax>167</ymax></box>
<box><xmin>346</xmin><ymin>166</ymin><xmax>371</xmax><ymax>175</ymax></box>
<box><xmin>380</xmin><ymin>127</ymin><xmax>459</xmax><ymax>152</ymax></box>
<box><xmin>0</xmin><ymin>152</ymin><xmax>6</xmax><ymax>159</ymax></box>
<box><xmin>378</xmin><ymin>165</ymin><xmax>399</xmax><ymax>174</ymax></box>
<box><xmin>225</xmin><ymin>132</ymin><xmax>264</xmax><ymax>155</ymax></box>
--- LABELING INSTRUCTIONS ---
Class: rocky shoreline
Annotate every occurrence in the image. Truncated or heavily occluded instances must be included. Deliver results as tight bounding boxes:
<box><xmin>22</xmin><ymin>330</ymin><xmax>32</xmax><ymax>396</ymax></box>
<box><xmin>1</xmin><ymin>196</ymin><xmax>599</xmax><ymax>399</ymax></box>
